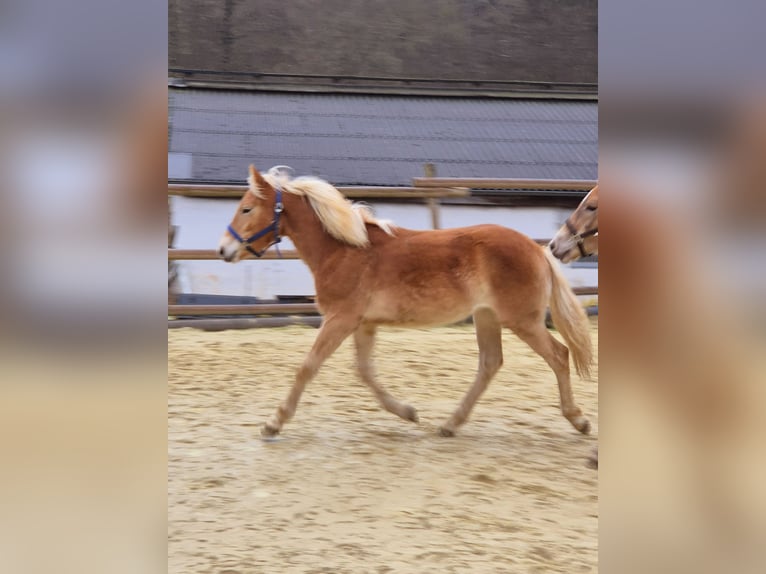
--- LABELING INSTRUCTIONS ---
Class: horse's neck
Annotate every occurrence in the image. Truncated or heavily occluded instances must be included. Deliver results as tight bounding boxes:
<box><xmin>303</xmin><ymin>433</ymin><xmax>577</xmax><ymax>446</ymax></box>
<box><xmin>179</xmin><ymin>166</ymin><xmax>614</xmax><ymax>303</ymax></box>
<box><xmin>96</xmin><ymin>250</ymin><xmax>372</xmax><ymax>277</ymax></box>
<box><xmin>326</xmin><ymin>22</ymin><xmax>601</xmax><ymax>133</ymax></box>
<box><xmin>282</xmin><ymin>196</ymin><xmax>345</xmax><ymax>271</ymax></box>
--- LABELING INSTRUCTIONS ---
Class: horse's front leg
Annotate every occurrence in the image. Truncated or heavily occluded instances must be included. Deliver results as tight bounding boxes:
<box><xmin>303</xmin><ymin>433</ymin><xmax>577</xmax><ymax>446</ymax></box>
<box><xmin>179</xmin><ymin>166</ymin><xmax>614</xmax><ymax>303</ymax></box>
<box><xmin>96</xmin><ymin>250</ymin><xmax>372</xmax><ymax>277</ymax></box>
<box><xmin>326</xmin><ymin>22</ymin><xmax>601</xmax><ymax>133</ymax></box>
<box><xmin>262</xmin><ymin>313</ymin><xmax>359</xmax><ymax>437</ymax></box>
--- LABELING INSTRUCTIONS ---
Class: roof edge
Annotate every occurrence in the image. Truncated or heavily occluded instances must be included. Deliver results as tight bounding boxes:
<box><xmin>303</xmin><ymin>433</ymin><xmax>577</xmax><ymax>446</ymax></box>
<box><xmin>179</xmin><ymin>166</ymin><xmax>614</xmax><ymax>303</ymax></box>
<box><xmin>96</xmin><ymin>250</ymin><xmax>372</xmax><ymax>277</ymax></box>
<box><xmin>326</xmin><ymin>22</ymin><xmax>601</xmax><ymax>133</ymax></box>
<box><xmin>169</xmin><ymin>74</ymin><xmax>598</xmax><ymax>102</ymax></box>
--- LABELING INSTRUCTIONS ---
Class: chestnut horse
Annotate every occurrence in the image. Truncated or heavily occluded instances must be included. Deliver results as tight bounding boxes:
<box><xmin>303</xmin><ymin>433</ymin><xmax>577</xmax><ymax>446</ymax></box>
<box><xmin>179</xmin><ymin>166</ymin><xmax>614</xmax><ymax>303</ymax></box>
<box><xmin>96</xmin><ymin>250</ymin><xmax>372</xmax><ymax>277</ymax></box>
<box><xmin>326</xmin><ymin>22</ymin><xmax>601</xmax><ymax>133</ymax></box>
<box><xmin>549</xmin><ymin>185</ymin><xmax>599</xmax><ymax>468</ymax></box>
<box><xmin>218</xmin><ymin>166</ymin><xmax>593</xmax><ymax>438</ymax></box>
<box><xmin>549</xmin><ymin>185</ymin><xmax>598</xmax><ymax>262</ymax></box>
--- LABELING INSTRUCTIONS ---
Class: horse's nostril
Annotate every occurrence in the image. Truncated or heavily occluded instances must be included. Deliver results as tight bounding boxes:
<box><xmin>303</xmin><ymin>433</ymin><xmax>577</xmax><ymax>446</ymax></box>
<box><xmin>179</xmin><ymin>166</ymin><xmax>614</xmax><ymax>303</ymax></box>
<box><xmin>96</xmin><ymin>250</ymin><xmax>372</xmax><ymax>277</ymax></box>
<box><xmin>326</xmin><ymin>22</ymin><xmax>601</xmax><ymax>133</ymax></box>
<box><xmin>218</xmin><ymin>246</ymin><xmax>225</xmax><ymax>257</ymax></box>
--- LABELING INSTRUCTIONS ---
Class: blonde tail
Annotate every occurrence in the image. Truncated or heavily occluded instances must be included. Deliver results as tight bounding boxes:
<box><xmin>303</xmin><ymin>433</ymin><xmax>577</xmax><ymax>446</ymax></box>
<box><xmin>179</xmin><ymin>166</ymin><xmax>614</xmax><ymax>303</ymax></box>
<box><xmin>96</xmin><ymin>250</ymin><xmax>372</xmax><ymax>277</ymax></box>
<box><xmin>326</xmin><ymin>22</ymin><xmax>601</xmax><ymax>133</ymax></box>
<box><xmin>543</xmin><ymin>247</ymin><xmax>593</xmax><ymax>379</ymax></box>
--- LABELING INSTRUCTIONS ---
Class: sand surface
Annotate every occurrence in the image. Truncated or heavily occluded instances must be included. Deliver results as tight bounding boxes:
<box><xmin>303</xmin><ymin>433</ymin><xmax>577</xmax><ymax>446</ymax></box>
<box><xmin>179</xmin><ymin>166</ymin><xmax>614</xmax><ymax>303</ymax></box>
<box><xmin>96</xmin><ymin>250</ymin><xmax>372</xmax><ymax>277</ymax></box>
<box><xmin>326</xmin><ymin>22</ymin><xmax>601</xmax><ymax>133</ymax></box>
<box><xmin>169</xmin><ymin>322</ymin><xmax>598</xmax><ymax>573</ymax></box>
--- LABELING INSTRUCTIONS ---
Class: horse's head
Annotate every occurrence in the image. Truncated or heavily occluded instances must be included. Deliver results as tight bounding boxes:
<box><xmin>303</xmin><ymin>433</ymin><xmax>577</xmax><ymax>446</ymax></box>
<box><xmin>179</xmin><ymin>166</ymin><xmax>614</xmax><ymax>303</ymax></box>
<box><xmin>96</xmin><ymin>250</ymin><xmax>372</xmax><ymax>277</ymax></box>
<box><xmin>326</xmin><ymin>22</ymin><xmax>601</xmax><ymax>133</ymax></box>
<box><xmin>218</xmin><ymin>165</ymin><xmax>285</xmax><ymax>262</ymax></box>
<box><xmin>549</xmin><ymin>185</ymin><xmax>599</xmax><ymax>262</ymax></box>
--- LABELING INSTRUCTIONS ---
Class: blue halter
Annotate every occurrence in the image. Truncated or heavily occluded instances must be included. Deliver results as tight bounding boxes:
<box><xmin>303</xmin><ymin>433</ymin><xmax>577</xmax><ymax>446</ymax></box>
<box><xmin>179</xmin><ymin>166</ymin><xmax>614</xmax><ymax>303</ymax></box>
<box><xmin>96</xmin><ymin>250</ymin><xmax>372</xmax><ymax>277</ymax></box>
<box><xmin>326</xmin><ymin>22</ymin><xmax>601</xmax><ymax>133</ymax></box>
<box><xmin>226</xmin><ymin>188</ymin><xmax>284</xmax><ymax>258</ymax></box>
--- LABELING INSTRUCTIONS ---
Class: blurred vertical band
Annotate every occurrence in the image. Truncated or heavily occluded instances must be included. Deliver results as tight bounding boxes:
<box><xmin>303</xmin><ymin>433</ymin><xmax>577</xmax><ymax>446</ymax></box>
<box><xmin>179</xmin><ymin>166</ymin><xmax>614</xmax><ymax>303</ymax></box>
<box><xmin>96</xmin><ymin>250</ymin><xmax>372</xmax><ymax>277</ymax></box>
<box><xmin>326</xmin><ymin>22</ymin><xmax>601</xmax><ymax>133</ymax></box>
<box><xmin>600</xmin><ymin>1</ymin><xmax>766</xmax><ymax>572</ymax></box>
<box><xmin>0</xmin><ymin>1</ymin><xmax>167</xmax><ymax>573</ymax></box>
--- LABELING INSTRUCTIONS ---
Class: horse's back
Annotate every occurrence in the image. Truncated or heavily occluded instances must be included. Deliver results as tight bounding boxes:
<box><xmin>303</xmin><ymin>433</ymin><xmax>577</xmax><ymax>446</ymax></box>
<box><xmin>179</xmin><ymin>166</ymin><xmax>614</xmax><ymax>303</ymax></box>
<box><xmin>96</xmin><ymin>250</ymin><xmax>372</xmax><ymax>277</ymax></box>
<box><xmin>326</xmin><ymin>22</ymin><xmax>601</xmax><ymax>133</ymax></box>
<box><xmin>373</xmin><ymin>223</ymin><xmax>544</xmax><ymax>270</ymax></box>
<box><xmin>365</xmin><ymin>223</ymin><xmax>548</xmax><ymax>301</ymax></box>
<box><xmin>370</xmin><ymin>223</ymin><xmax>538</xmax><ymax>250</ymax></box>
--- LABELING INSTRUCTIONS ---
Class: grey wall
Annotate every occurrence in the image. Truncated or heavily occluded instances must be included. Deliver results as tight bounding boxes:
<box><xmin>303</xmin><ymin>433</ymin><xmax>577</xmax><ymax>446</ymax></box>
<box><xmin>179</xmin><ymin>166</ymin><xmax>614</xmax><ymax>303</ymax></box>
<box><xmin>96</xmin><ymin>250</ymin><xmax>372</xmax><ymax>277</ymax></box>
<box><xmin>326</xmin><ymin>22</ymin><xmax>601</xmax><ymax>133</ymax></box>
<box><xmin>169</xmin><ymin>0</ymin><xmax>597</xmax><ymax>84</ymax></box>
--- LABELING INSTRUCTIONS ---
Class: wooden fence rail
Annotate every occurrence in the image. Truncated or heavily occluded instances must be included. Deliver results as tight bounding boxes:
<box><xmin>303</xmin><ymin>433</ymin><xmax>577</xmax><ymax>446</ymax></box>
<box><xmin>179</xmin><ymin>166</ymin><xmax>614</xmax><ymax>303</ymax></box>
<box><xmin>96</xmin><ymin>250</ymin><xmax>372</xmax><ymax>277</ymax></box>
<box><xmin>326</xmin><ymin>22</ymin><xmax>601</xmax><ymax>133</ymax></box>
<box><xmin>169</xmin><ymin>248</ymin><xmax>300</xmax><ymax>260</ymax></box>
<box><xmin>170</xmin><ymin>286</ymin><xmax>597</xmax><ymax>317</ymax></box>
<box><xmin>169</xmin><ymin>303</ymin><xmax>318</xmax><ymax>316</ymax></box>
<box><xmin>170</xmin><ymin>178</ymin><xmax>595</xmax><ymax>198</ymax></box>
<box><xmin>169</xmin><ymin>238</ymin><xmax>555</xmax><ymax>261</ymax></box>
<box><xmin>169</xmin><ymin>184</ymin><xmax>470</xmax><ymax>199</ymax></box>
<box><xmin>412</xmin><ymin>177</ymin><xmax>596</xmax><ymax>191</ymax></box>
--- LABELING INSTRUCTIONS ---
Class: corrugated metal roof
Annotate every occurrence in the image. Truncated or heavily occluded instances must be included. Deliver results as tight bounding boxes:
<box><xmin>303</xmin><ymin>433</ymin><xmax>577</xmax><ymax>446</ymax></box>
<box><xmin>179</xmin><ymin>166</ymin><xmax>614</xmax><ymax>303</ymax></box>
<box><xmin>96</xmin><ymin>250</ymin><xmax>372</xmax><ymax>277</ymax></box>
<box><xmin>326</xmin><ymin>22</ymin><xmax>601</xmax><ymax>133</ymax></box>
<box><xmin>169</xmin><ymin>88</ymin><xmax>597</xmax><ymax>186</ymax></box>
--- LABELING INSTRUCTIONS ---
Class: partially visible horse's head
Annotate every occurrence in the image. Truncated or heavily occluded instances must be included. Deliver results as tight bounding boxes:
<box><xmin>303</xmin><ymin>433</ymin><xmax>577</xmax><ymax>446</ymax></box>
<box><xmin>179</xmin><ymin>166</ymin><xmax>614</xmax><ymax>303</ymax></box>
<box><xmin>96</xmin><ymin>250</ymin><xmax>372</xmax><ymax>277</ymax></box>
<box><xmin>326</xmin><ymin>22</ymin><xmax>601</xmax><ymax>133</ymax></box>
<box><xmin>218</xmin><ymin>165</ymin><xmax>285</xmax><ymax>262</ymax></box>
<box><xmin>549</xmin><ymin>185</ymin><xmax>599</xmax><ymax>262</ymax></box>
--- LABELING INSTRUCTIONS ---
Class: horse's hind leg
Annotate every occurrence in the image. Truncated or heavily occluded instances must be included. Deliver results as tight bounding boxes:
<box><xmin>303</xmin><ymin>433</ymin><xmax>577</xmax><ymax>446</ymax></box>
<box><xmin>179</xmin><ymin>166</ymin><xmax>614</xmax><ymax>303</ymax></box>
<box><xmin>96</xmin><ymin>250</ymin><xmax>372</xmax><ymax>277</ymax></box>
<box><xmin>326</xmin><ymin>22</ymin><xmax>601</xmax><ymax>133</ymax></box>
<box><xmin>263</xmin><ymin>313</ymin><xmax>359</xmax><ymax>437</ymax></box>
<box><xmin>354</xmin><ymin>324</ymin><xmax>419</xmax><ymax>423</ymax></box>
<box><xmin>509</xmin><ymin>319</ymin><xmax>590</xmax><ymax>434</ymax></box>
<box><xmin>439</xmin><ymin>307</ymin><xmax>503</xmax><ymax>437</ymax></box>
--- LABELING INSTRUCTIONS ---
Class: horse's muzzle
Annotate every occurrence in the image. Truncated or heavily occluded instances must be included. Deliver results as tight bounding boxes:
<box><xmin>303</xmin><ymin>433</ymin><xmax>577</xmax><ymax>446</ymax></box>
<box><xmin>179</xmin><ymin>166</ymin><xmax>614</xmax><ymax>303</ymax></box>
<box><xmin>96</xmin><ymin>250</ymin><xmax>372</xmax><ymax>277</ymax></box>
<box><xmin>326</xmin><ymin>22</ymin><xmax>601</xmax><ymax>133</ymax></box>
<box><xmin>218</xmin><ymin>237</ymin><xmax>239</xmax><ymax>262</ymax></box>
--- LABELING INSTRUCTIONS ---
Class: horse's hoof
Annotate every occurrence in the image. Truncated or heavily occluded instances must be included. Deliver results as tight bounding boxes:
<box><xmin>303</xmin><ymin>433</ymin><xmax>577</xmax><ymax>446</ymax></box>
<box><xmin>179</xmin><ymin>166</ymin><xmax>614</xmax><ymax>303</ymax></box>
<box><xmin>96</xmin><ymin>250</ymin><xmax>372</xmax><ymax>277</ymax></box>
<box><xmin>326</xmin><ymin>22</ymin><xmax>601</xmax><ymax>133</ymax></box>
<box><xmin>586</xmin><ymin>447</ymin><xmax>598</xmax><ymax>469</ymax></box>
<box><xmin>403</xmin><ymin>405</ymin><xmax>419</xmax><ymax>423</ymax></box>
<box><xmin>438</xmin><ymin>426</ymin><xmax>455</xmax><ymax>437</ymax></box>
<box><xmin>574</xmin><ymin>417</ymin><xmax>591</xmax><ymax>435</ymax></box>
<box><xmin>261</xmin><ymin>423</ymin><xmax>281</xmax><ymax>437</ymax></box>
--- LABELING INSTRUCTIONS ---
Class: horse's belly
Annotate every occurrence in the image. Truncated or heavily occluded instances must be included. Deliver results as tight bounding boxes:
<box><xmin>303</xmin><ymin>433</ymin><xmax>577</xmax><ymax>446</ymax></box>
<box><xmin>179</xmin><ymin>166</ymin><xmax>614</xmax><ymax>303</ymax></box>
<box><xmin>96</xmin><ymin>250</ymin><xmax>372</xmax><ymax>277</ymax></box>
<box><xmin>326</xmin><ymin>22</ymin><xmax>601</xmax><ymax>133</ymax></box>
<box><xmin>364</xmin><ymin>291</ymin><xmax>474</xmax><ymax>326</ymax></box>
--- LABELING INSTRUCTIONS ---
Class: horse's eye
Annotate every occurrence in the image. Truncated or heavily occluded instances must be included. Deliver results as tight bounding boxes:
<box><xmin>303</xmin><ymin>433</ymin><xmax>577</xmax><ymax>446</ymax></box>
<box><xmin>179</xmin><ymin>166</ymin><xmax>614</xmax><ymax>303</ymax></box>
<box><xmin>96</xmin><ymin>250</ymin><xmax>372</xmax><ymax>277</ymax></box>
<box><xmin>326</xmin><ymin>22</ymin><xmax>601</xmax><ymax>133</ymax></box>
<box><xmin>586</xmin><ymin>205</ymin><xmax>597</xmax><ymax>212</ymax></box>
<box><xmin>242</xmin><ymin>207</ymin><xmax>252</xmax><ymax>214</ymax></box>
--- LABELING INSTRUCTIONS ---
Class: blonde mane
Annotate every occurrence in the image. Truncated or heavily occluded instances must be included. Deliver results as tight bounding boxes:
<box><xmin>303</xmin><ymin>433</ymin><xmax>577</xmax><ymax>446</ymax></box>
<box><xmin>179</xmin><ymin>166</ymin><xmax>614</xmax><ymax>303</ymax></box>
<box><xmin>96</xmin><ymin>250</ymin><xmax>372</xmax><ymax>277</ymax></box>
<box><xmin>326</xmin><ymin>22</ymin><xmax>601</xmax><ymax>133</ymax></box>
<box><xmin>250</xmin><ymin>166</ymin><xmax>395</xmax><ymax>247</ymax></box>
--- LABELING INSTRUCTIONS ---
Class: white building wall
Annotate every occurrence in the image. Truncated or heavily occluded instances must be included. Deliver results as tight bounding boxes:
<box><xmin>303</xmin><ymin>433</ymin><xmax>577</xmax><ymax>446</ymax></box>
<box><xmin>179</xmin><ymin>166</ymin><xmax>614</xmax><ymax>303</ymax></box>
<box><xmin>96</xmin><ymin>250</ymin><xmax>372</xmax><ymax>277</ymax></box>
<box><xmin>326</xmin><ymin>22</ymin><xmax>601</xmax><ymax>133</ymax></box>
<box><xmin>171</xmin><ymin>197</ymin><xmax>597</xmax><ymax>299</ymax></box>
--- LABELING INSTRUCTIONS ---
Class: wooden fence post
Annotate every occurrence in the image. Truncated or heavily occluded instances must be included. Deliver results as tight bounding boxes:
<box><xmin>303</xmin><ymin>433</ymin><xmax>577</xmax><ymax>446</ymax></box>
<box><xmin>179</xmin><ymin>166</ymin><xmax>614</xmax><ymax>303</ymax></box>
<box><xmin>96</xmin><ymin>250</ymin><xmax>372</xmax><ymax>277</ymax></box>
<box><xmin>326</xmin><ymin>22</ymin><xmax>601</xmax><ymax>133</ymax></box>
<box><xmin>424</xmin><ymin>163</ymin><xmax>441</xmax><ymax>229</ymax></box>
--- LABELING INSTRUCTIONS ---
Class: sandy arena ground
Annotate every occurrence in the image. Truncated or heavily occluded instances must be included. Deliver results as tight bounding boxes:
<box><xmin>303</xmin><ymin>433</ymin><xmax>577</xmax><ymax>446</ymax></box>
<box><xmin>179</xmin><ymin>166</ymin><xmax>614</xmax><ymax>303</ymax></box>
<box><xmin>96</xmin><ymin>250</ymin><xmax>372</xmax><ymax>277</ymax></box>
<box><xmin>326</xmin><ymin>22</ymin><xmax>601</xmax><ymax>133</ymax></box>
<box><xmin>169</xmin><ymin>321</ymin><xmax>598</xmax><ymax>573</ymax></box>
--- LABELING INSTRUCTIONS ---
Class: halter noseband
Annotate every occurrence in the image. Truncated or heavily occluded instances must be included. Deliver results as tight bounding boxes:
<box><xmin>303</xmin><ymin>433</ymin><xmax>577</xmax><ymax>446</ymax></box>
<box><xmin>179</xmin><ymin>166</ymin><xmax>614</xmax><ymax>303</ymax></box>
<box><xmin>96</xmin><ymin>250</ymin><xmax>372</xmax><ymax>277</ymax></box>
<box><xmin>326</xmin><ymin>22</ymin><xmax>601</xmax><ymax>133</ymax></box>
<box><xmin>226</xmin><ymin>187</ymin><xmax>284</xmax><ymax>258</ymax></box>
<box><xmin>565</xmin><ymin>218</ymin><xmax>598</xmax><ymax>258</ymax></box>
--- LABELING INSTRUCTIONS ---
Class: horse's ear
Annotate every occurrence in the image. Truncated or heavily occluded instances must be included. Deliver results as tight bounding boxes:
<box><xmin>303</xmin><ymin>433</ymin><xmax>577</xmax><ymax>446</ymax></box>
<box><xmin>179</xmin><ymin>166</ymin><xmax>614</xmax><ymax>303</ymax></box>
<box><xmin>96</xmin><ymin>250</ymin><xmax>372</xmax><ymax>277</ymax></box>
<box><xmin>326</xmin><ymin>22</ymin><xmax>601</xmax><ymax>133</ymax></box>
<box><xmin>248</xmin><ymin>165</ymin><xmax>269</xmax><ymax>195</ymax></box>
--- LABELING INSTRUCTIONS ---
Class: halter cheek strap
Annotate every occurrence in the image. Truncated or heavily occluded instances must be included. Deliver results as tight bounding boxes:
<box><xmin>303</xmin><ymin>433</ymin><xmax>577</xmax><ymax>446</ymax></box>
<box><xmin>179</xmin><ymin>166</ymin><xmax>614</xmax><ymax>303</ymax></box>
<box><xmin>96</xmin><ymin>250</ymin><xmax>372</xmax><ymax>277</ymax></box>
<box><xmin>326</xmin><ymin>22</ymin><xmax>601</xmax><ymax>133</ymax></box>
<box><xmin>565</xmin><ymin>218</ymin><xmax>598</xmax><ymax>258</ymax></box>
<box><xmin>226</xmin><ymin>188</ymin><xmax>284</xmax><ymax>258</ymax></box>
